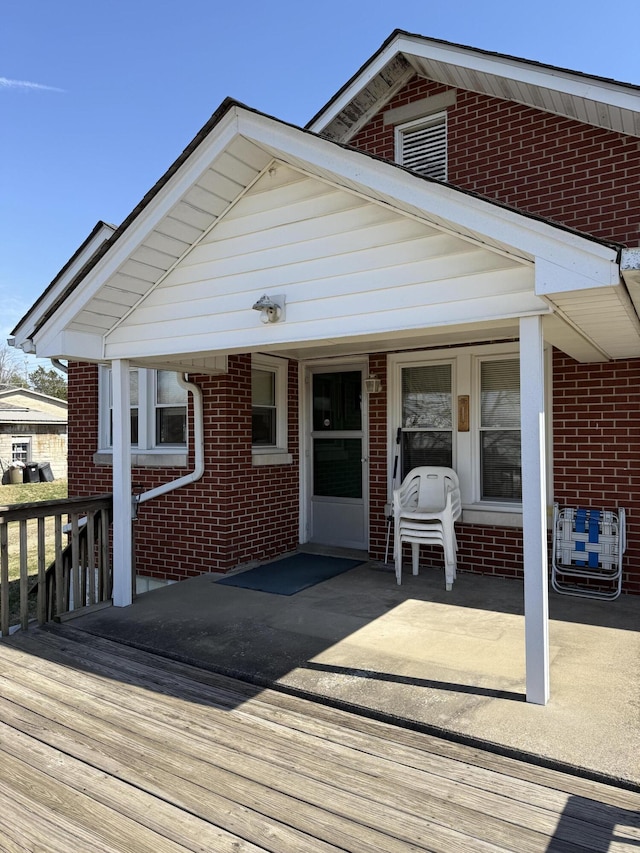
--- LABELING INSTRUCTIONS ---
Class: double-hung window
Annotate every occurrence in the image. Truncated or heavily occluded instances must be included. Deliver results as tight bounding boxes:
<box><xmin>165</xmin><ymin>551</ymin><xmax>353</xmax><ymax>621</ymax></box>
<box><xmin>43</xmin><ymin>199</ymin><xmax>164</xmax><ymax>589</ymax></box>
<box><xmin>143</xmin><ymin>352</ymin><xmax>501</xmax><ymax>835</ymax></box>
<box><xmin>479</xmin><ymin>359</ymin><xmax>521</xmax><ymax>502</ymax></box>
<box><xmin>390</xmin><ymin>344</ymin><xmax>549</xmax><ymax>523</ymax></box>
<box><xmin>98</xmin><ymin>367</ymin><xmax>187</xmax><ymax>460</ymax></box>
<box><xmin>400</xmin><ymin>362</ymin><xmax>453</xmax><ymax>477</ymax></box>
<box><xmin>251</xmin><ymin>354</ymin><xmax>291</xmax><ymax>465</ymax></box>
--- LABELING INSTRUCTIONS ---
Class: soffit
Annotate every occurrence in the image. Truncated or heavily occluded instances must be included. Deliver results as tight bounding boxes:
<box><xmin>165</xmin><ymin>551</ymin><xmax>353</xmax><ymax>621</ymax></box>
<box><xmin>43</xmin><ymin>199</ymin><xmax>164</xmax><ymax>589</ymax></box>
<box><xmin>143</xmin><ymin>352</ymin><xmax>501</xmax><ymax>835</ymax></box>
<box><xmin>312</xmin><ymin>32</ymin><xmax>640</xmax><ymax>143</ymax></box>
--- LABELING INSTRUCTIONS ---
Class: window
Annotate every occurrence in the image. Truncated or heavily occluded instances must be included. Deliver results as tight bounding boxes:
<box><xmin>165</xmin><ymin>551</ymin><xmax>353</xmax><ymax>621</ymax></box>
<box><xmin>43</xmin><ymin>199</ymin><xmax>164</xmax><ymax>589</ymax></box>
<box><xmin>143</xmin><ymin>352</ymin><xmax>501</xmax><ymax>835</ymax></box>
<box><xmin>395</xmin><ymin>112</ymin><xmax>447</xmax><ymax>181</ymax></box>
<box><xmin>99</xmin><ymin>367</ymin><xmax>187</xmax><ymax>453</ymax></box>
<box><xmin>479</xmin><ymin>359</ymin><xmax>521</xmax><ymax>502</ymax></box>
<box><xmin>155</xmin><ymin>371</ymin><xmax>188</xmax><ymax>445</ymax></box>
<box><xmin>251</xmin><ymin>354</ymin><xmax>289</xmax><ymax>464</ymax></box>
<box><xmin>252</xmin><ymin>368</ymin><xmax>277</xmax><ymax>447</ymax></box>
<box><xmin>401</xmin><ymin>363</ymin><xmax>453</xmax><ymax>478</ymax></box>
<box><xmin>12</xmin><ymin>438</ymin><xmax>31</xmax><ymax>465</ymax></box>
<box><xmin>389</xmin><ymin>344</ymin><xmax>550</xmax><ymax>521</ymax></box>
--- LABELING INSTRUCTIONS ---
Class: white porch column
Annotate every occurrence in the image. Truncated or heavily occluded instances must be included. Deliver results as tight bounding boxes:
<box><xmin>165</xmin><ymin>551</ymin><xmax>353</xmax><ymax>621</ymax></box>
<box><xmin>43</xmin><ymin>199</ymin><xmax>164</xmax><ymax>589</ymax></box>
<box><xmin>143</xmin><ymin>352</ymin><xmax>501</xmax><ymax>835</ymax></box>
<box><xmin>519</xmin><ymin>315</ymin><xmax>550</xmax><ymax>705</ymax></box>
<box><xmin>111</xmin><ymin>358</ymin><xmax>133</xmax><ymax>607</ymax></box>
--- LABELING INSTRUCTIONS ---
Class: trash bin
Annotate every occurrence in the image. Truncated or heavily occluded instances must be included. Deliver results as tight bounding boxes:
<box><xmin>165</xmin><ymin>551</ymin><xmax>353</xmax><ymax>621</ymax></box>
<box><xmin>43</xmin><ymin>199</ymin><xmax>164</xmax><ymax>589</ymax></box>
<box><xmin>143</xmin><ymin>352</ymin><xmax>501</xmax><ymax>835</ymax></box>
<box><xmin>38</xmin><ymin>462</ymin><xmax>54</xmax><ymax>482</ymax></box>
<box><xmin>9</xmin><ymin>468</ymin><xmax>23</xmax><ymax>485</ymax></box>
<box><xmin>23</xmin><ymin>463</ymin><xmax>40</xmax><ymax>483</ymax></box>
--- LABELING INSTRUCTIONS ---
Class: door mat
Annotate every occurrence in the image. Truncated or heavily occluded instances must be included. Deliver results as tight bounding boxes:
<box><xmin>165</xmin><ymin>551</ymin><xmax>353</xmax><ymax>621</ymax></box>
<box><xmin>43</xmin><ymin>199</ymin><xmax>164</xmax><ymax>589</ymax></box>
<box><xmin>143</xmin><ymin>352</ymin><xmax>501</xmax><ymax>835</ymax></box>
<box><xmin>215</xmin><ymin>553</ymin><xmax>364</xmax><ymax>595</ymax></box>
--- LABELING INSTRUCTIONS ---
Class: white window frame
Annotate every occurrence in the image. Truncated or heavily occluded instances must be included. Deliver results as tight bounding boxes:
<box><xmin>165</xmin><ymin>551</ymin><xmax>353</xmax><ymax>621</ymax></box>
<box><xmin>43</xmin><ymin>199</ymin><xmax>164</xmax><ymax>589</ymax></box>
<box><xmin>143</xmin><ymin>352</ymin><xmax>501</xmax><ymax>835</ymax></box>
<box><xmin>394</xmin><ymin>111</ymin><xmax>448</xmax><ymax>181</ymax></box>
<box><xmin>251</xmin><ymin>354</ymin><xmax>291</xmax><ymax>466</ymax></box>
<box><xmin>388</xmin><ymin>343</ymin><xmax>552</xmax><ymax>527</ymax></box>
<box><xmin>12</xmin><ymin>437</ymin><xmax>31</xmax><ymax>465</ymax></box>
<box><xmin>97</xmin><ymin>366</ymin><xmax>188</xmax><ymax>467</ymax></box>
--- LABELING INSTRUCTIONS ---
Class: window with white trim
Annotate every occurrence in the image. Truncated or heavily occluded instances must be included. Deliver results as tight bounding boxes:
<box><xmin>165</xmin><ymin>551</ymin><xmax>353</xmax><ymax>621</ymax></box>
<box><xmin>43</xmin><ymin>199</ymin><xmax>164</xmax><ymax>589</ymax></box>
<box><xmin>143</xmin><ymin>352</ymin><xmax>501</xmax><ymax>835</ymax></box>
<box><xmin>99</xmin><ymin>367</ymin><xmax>187</xmax><ymax>452</ymax></box>
<box><xmin>395</xmin><ymin>112</ymin><xmax>447</xmax><ymax>181</ymax></box>
<box><xmin>389</xmin><ymin>344</ymin><xmax>550</xmax><ymax>519</ymax></box>
<box><xmin>251</xmin><ymin>354</ymin><xmax>288</xmax><ymax>459</ymax></box>
<box><xmin>479</xmin><ymin>358</ymin><xmax>521</xmax><ymax>502</ymax></box>
<box><xmin>12</xmin><ymin>437</ymin><xmax>31</xmax><ymax>465</ymax></box>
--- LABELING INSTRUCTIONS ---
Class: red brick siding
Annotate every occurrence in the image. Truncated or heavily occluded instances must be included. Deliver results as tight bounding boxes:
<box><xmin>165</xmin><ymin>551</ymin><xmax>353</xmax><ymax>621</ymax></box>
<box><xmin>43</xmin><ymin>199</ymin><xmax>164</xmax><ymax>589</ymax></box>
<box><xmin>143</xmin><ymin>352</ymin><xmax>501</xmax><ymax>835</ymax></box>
<box><xmin>351</xmin><ymin>77</ymin><xmax>640</xmax><ymax>247</ymax></box>
<box><xmin>68</xmin><ymin>357</ymin><xmax>299</xmax><ymax>578</ymax></box>
<box><xmin>552</xmin><ymin>351</ymin><xmax>640</xmax><ymax>594</ymax></box>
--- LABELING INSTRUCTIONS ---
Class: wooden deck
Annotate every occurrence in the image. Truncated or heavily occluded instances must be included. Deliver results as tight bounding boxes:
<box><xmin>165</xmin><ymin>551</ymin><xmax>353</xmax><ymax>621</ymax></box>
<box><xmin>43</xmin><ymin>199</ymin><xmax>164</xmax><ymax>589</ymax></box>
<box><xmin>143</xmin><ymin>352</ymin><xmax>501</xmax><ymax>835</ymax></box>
<box><xmin>0</xmin><ymin>625</ymin><xmax>638</xmax><ymax>852</ymax></box>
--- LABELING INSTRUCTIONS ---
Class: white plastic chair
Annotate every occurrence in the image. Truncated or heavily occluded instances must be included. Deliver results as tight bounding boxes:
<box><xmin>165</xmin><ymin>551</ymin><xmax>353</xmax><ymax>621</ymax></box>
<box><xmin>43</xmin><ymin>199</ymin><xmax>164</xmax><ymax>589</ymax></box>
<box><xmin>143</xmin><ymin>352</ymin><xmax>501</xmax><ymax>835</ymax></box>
<box><xmin>393</xmin><ymin>467</ymin><xmax>461</xmax><ymax>589</ymax></box>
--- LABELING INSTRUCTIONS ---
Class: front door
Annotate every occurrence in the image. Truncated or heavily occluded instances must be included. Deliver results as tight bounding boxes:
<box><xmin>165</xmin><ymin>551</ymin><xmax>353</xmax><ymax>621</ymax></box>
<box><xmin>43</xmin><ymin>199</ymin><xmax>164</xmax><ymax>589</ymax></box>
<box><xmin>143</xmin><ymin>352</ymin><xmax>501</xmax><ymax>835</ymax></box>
<box><xmin>307</xmin><ymin>365</ymin><xmax>368</xmax><ymax>550</ymax></box>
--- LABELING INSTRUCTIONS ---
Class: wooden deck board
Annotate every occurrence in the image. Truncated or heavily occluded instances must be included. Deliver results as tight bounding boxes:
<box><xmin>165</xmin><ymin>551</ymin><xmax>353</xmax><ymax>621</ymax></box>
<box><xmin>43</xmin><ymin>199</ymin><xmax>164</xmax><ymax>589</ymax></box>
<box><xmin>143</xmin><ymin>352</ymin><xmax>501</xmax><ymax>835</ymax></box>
<box><xmin>38</xmin><ymin>622</ymin><xmax>640</xmax><ymax>810</ymax></box>
<box><xmin>0</xmin><ymin>625</ymin><xmax>638</xmax><ymax>852</ymax></box>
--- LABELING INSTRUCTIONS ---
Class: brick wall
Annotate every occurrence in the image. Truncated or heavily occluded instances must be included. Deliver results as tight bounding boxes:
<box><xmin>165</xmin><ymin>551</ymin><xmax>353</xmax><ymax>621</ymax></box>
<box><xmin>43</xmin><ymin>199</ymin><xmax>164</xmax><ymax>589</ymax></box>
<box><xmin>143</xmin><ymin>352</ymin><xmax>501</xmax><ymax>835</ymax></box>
<box><xmin>366</xmin><ymin>349</ymin><xmax>640</xmax><ymax>593</ymax></box>
<box><xmin>68</xmin><ymin>357</ymin><xmax>299</xmax><ymax>579</ymax></box>
<box><xmin>351</xmin><ymin>77</ymin><xmax>640</xmax><ymax>247</ymax></box>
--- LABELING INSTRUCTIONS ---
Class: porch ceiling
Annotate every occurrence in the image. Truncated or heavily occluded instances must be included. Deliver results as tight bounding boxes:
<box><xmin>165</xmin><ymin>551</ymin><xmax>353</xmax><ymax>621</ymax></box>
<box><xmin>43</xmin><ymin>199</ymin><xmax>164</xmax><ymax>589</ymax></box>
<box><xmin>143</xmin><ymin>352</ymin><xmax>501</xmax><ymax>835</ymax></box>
<box><xmin>22</xmin><ymin>103</ymin><xmax>638</xmax><ymax>369</ymax></box>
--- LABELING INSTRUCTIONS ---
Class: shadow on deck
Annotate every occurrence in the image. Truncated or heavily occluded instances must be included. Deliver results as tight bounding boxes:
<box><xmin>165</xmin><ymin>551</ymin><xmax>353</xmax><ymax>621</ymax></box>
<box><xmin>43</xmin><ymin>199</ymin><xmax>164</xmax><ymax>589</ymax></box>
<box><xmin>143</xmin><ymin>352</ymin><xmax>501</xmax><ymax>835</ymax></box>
<box><xmin>52</xmin><ymin>558</ymin><xmax>640</xmax><ymax>790</ymax></box>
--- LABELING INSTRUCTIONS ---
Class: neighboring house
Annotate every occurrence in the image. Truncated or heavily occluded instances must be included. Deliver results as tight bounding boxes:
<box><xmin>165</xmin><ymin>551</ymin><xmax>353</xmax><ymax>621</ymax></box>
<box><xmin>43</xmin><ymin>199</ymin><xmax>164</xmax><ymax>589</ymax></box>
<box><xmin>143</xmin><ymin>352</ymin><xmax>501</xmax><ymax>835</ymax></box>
<box><xmin>0</xmin><ymin>388</ymin><xmax>68</xmax><ymax>480</ymax></box>
<box><xmin>10</xmin><ymin>30</ymin><xmax>640</xmax><ymax>702</ymax></box>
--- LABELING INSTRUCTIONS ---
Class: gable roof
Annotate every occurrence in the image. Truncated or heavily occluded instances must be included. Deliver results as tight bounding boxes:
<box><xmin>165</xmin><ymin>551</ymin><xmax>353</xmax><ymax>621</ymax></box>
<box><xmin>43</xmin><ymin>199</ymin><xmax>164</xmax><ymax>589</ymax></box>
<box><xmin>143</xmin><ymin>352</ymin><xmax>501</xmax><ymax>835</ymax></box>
<box><xmin>11</xmin><ymin>98</ymin><xmax>636</xmax><ymax>367</ymax></box>
<box><xmin>0</xmin><ymin>388</ymin><xmax>67</xmax><ymax>424</ymax></box>
<box><xmin>308</xmin><ymin>29</ymin><xmax>640</xmax><ymax>143</ymax></box>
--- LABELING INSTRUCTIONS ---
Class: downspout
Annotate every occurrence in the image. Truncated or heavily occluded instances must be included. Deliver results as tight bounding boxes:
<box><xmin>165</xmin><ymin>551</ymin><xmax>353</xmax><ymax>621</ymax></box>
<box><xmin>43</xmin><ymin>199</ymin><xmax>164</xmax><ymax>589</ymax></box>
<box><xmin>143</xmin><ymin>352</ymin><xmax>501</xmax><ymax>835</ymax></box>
<box><xmin>133</xmin><ymin>373</ymin><xmax>204</xmax><ymax>514</ymax></box>
<box><xmin>51</xmin><ymin>358</ymin><xmax>68</xmax><ymax>374</ymax></box>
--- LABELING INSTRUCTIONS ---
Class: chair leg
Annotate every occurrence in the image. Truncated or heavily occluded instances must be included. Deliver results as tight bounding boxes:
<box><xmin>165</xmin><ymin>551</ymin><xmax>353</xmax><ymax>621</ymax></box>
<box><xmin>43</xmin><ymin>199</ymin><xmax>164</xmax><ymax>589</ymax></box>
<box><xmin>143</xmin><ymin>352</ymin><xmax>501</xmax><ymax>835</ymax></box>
<box><xmin>411</xmin><ymin>543</ymin><xmax>420</xmax><ymax>575</ymax></box>
<box><xmin>444</xmin><ymin>535</ymin><xmax>457</xmax><ymax>591</ymax></box>
<box><xmin>395</xmin><ymin>540</ymin><xmax>402</xmax><ymax>585</ymax></box>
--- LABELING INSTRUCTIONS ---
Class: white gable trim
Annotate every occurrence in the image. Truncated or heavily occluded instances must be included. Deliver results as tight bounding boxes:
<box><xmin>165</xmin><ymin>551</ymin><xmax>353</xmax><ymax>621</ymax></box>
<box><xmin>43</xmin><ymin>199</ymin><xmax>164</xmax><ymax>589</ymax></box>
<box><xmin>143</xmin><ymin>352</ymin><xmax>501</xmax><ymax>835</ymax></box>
<box><xmin>23</xmin><ymin>105</ymin><xmax>627</xmax><ymax>365</ymax></box>
<box><xmin>308</xmin><ymin>32</ymin><xmax>640</xmax><ymax>138</ymax></box>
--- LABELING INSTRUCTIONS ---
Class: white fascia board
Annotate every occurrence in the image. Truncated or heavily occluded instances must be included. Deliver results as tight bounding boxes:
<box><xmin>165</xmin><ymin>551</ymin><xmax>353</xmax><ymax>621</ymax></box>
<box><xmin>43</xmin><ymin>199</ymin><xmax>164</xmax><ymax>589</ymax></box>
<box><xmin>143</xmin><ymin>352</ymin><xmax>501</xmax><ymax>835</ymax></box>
<box><xmin>534</xmin><ymin>256</ymin><xmax>620</xmax><ymax>295</ymax></box>
<box><xmin>33</xmin><ymin>328</ymin><xmax>105</xmax><ymax>362</ymax></box>
<box><xmin>309</xmin><ymin>33</ymin><xmax>639</xmax><ymax>134</ymax></box>
<box><xmin>308</xmin><ymin>37</ymin><xmax>405</xmax><ymax>134</ymax></box>
<box><xmin>35</xmin><ymin>109</ymin><xmax>242</xmax><ymax>350</ymax></box>
<box><xmin>240</xmin><ymin>110</ymin><xmax>620</xmax><ymax>288</ymax></box>
<box><xmin>395</xmin><ymin>34</ymin><xmax>640</xmax><ymax>113</ymax></box>
<box><xmin>12</xmin><ymin>222</ymin><xmax>116</xmax><ymax>347</ymax></box>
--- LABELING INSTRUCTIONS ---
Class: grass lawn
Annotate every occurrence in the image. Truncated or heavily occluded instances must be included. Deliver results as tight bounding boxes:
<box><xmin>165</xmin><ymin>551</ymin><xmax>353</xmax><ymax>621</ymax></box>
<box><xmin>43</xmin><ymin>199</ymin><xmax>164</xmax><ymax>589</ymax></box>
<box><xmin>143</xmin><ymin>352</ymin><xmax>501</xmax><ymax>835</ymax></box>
<box><xmin>1</xmin><ymin>479</ymin><xmax>69</xmax><ymax>628</ymax></box>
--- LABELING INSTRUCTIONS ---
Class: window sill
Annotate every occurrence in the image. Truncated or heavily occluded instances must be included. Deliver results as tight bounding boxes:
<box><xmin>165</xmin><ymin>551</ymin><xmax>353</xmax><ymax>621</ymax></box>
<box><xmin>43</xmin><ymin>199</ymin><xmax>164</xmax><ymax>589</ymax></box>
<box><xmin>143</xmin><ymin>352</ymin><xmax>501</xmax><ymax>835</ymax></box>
<box><xmin>252</xmin><ymin>451</ymin><xmax>293</xmax><ymax>467</ymax></box>
<box><xmin>93</xmin><ymin>451</ymin><xmax>188</xmax><ymax>468</ymax></box>
<box><xmin>462</xmin><ymin>506</ymin><xmax>522</xmax><ymax>528</ymax></box>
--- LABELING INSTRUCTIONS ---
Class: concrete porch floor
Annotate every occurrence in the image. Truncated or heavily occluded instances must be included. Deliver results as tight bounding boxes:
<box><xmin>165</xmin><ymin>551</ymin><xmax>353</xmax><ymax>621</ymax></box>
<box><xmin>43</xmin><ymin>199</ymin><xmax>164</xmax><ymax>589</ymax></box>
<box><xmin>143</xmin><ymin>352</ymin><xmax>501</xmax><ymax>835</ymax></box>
<box><xmin>69</xmin><ymin>559</ymin><xmax>640</xmax><ymax>789</ymax></box>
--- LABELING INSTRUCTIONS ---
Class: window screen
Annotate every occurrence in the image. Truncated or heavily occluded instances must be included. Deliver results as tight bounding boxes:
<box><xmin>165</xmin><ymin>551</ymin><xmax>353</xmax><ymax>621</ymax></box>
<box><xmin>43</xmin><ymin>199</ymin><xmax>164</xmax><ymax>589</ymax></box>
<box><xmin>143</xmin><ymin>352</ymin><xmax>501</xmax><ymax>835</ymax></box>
<box><xmin>401</xmin><ymin>363</ymin><xmax>453</xmax><ymax>477</ymax></box>
<box><xmin>252</xmin><ymin>368</ymin><xmax>276</xmax><ymax>446</ymax></box>
<box><xmin>480</xmin><ymin>359</ymin><xmax>521</xmax><ymax>501</ymax></box>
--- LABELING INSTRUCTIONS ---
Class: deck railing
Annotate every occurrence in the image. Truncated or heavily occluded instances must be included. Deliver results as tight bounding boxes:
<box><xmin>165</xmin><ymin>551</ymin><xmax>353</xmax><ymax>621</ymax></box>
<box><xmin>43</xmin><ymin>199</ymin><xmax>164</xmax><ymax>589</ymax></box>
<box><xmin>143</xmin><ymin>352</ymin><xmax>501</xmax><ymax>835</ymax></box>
<box><xmin>0</xmin><ymin>494</ymin><xmax>113</xmax><ymax>636</ymax></box>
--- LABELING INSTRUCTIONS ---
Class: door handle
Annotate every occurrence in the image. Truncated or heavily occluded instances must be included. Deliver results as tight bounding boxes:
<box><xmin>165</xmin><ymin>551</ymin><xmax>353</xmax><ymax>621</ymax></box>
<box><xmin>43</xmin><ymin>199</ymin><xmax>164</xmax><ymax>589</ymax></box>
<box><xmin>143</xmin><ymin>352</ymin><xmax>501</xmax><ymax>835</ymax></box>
<box><xmin>361</xmin><ymin>458</ymin><xmax>368</xmax><ymax>463</ymax></box>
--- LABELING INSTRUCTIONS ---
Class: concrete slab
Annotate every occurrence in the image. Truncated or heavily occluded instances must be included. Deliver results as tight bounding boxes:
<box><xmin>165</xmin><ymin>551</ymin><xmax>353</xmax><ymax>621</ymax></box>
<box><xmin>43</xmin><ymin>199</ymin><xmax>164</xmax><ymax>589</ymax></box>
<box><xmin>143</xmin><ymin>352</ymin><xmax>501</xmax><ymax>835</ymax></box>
<box><xmin>69</xmin><ymin>562</ymin><xmax>640</xmax><ymax>788</ymax></box>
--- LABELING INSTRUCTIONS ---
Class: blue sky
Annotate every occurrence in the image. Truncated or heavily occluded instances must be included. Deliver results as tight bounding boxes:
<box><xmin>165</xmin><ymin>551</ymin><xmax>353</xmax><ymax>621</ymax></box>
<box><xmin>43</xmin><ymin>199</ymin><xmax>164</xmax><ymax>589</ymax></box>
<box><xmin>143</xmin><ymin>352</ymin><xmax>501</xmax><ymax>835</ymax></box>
<box><xmin>2</xmin><ymin>0</ymin><xmax>638</xmax><ymax>367</ymax></box>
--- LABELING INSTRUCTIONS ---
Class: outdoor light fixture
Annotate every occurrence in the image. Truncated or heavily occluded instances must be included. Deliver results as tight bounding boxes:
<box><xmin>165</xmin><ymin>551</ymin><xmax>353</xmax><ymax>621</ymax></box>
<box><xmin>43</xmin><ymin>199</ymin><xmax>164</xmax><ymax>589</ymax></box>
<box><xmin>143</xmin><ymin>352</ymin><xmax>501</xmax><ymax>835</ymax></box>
<box><xmin>364</xmin><ymin>375</ymin><xmax>382</xmax><ymax>394</ymax></box>
<box><xmin>252</xmin><ymin>294</ymin><xmax>285</xmax><ymax>324</ymax></box>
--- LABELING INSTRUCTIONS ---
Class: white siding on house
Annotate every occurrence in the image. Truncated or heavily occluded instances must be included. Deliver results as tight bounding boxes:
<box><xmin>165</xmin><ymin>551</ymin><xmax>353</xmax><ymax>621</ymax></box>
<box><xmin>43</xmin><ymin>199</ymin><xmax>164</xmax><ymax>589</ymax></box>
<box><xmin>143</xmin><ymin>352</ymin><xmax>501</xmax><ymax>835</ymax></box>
<box><xmin>105</xmin><ymin>165</ymin><xmax>538</xmax><ymax>360</ymax></box>
<box><xmin>67</xmin><ymin>138</ymin><xmax>272</xmax><ymax>337</ymax></box>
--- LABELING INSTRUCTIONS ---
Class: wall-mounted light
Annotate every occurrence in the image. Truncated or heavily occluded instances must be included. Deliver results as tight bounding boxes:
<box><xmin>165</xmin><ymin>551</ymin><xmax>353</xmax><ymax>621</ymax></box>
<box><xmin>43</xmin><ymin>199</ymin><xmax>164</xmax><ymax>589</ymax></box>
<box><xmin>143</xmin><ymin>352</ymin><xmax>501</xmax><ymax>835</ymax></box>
<box><xmin>252</xmin><ymin>294</ymin><xmax>285</xmax><ymax>324</ymax></box>
<box><xmin>364</xmin><ymin>375</ymin><xmax>382</xmax><ymax>394</ymax></box>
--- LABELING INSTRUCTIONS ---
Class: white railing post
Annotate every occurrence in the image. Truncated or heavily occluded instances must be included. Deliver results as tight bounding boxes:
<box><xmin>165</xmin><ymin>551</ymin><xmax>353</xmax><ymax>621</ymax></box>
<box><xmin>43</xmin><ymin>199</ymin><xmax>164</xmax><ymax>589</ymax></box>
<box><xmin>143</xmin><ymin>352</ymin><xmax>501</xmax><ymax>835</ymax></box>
<box><xmin>519</xmin><ymin>315</ymin><xmax>550</xmax><ymax>705</ymax></box>
<box><xmin>112</xmin><ymin>358</ymin><xmax>133</xmax><ymax>607</ymax></box>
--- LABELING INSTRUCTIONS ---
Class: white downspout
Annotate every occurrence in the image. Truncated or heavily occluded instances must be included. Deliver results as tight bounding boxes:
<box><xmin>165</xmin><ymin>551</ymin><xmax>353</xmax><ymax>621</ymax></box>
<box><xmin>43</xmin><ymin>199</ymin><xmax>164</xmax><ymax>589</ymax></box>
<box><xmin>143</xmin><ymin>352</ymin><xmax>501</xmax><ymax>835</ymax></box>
<box><xmin>133</xmin><ymin>374</ymin><xmax>204</xmax><ymax>511</ymax></box>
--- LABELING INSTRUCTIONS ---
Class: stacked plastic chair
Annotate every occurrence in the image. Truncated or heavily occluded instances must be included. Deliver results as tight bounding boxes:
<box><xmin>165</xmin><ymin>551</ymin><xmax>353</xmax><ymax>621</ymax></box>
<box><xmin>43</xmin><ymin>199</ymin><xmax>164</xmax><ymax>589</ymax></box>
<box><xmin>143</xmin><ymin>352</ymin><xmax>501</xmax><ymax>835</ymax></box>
<box><xmin>393</xmin><ymin>467</ymin><xmax>462</xmax><ymax>590</ymax></box>
<box><xmin>551</xmin><ymin>503</ymin><xmax>626</xmax><ymax>600</ymax></box>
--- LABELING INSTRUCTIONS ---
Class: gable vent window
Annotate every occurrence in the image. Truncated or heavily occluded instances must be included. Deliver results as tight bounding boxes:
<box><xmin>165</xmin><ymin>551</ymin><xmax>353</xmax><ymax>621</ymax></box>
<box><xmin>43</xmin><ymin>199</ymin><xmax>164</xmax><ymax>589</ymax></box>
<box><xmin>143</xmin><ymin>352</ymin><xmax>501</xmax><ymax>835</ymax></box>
<box><xmin>395</xmin><ymin>112</ymin><xmax>447</xmax><ymax>181</ymax></box>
